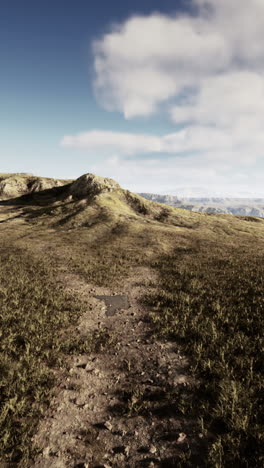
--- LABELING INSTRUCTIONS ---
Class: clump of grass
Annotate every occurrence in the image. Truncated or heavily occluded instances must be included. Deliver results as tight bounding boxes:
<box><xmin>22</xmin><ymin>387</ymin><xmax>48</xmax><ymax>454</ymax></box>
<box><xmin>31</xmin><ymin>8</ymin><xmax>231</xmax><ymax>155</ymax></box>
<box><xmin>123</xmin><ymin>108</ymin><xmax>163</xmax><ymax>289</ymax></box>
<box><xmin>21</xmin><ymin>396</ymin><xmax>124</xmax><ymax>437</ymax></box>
<box><xmin>125</xmin><ymin>191</ymin><xmax>150</xmax><ymax>215</ymax></box>
<box><xmin>145</xmin><ymin>243</ymin><xmax>264</xmax><ymax>466</ymax></box>
<box><xmin>0</xmin><ymin>245</ymin><xmax>106</xmax><ymax>466</ymax></box>
<box><xmin>60</xmin><ymin>328</ymin><xmax>117</xmax><ymax>354</ymax></box>
<box><xmin>154</xmin><ymin>207</ymin><xmax>170</xmax><ymax>222</ymax></box>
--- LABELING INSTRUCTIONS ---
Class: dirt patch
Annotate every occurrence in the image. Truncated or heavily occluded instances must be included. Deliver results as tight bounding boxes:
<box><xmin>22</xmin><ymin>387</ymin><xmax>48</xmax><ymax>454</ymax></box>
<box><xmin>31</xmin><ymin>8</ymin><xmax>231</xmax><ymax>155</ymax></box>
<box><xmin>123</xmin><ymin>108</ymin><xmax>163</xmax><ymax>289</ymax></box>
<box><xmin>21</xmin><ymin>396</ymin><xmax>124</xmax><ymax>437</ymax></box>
<box><xmin>94</xmin><ymin>295</ymin><xmax>130</xmax><ymax>316</ymax></box>
<box><xmin>30</xmin><ymin>266</ymin><xmax>206</xmax><ymax>468</ymax></box>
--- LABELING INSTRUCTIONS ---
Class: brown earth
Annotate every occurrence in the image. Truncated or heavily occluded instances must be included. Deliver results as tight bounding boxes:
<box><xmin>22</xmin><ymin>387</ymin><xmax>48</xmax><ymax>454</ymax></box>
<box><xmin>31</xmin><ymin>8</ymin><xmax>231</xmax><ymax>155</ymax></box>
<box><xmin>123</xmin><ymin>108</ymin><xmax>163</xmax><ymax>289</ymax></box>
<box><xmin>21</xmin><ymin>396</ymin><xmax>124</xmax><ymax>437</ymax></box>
<box><xmin>31</xmin><ymin>266</ymin><xmax>204</xmax><ymax>468</ymax></box>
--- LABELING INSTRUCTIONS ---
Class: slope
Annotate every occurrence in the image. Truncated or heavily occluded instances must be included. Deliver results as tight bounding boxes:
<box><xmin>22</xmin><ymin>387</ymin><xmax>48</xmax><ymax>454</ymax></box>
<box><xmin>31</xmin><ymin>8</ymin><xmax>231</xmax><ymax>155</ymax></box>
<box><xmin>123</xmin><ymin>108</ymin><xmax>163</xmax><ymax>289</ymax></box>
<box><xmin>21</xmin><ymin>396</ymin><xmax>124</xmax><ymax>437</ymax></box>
<box><xmin>0</xmin><ymin>173</ymin><xmax>263</xmax><ymax>467</ymax></box>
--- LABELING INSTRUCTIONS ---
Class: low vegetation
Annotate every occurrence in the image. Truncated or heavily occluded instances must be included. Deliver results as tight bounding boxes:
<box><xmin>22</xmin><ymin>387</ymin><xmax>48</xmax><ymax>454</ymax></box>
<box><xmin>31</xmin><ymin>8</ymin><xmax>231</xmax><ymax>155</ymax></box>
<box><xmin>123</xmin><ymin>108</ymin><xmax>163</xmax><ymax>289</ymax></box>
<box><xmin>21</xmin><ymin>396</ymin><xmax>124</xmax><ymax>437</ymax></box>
<box><xmin>0</xmin><ymin>174</ymin><xmax>263</xmax><ymax>466</ymax></box>
<box><xmin>0</xmin><ymin>245</ymin><xmax>112</xmax><ymax>465</ymax></box>
<box><xmin>145</xmin><ymin>242</ymin><xmax>264</xmax><ymax>467</ymax></box>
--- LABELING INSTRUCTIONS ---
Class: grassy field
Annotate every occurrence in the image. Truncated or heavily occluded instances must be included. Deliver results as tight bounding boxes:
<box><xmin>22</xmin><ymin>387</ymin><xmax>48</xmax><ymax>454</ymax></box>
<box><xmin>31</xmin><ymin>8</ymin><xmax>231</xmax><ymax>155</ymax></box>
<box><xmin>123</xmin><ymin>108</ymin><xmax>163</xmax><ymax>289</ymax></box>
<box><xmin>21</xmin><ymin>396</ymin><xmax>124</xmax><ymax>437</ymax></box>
<box><xmin>144</xmin><ymin>241</ymin><xmax>264</xmax><ymax>467</ymax></box>
<box><xmin>0</xmin><ymin>176</ymin><xmax>264</xmax><ymax>466</ymax></box>
<box><xmin>0</xmin><ymin>244</ymin><xmax>114</xmax><ymax>465</ymax></box>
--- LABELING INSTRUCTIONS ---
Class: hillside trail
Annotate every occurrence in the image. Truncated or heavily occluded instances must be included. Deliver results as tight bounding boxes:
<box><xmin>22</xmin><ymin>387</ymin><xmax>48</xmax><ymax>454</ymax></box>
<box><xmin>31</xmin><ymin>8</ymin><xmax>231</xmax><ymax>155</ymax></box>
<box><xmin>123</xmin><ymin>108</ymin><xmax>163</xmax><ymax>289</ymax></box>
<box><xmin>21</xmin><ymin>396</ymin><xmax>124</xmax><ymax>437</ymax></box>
<box><xmin>31</xmin><ymin>257</ymin><xmax>204</xmax><ymax>468</ymax></box>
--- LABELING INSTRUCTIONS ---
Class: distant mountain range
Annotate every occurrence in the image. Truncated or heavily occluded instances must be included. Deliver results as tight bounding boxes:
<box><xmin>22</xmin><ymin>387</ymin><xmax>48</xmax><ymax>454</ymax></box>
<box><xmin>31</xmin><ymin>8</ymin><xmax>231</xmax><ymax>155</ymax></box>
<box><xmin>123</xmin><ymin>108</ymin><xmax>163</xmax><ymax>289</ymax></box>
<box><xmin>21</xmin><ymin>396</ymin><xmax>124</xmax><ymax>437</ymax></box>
<box><xmin>139</xmin><ymin>193</ymin><xmax>264</xmax><ymax>218</ymax></box>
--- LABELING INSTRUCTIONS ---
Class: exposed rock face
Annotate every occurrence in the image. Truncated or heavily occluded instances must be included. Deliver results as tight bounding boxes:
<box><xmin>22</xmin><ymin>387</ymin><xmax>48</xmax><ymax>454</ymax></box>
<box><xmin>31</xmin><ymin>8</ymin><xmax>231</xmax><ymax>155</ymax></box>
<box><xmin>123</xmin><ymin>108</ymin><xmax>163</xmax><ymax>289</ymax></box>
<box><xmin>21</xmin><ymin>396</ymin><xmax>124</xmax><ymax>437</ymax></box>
<box><xmin>0</xmin><ymin>174</ymin><xmax>68</xmax><ymax>199</ymax></box>
<box><xmin>139</xmin><ymin>193</ymin><xmax>181</xmax><ymax>205</ymax></box>
<box><xmin>69</xmin><ymin>174</ymin><xmax>120</xmax><ymax>199</ymax></box>
<box><xmin>0</xmin><ymin>173</ymin><xmax>119</xmax><ymax>202</ymax></box>
<box><xmin>26</xmin><ymin>178</ymin><xmax>65</xmax><ymax>193</ymax></box>
<box><xmin>0</xmin><ymin>176</ymin><xmax>29</xmax><ymax>198</ymax></box>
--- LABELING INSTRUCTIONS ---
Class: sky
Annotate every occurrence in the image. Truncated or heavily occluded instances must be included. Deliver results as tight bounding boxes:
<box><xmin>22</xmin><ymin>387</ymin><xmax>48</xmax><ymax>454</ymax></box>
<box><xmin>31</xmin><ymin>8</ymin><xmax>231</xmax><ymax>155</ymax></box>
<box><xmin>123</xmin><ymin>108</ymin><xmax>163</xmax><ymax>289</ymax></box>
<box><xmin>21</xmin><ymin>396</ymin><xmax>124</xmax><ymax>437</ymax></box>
<box><xmin>1</xmin><ymin>0</ymin><xmax>264</xmax><ymax>196</ymax></box>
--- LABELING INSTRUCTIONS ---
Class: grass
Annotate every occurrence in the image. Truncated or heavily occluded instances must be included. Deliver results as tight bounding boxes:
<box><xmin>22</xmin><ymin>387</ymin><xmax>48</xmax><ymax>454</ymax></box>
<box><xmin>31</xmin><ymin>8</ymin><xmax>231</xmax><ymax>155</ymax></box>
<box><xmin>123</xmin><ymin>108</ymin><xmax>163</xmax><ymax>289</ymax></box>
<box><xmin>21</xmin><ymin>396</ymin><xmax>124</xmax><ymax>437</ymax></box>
<box><xmin>1</xmin><ymin>181</ymin><xmax>264</xmax><ymax>466</ymax></box>
<box><xmin>144</xmin><ymin>241</ymin><xmax>264</xmax><ymax>467</ymax></box>
<box><xmin>0</xmin><ymin>244</ymin><xmax>113</xmax><ymax>466</ymax></box>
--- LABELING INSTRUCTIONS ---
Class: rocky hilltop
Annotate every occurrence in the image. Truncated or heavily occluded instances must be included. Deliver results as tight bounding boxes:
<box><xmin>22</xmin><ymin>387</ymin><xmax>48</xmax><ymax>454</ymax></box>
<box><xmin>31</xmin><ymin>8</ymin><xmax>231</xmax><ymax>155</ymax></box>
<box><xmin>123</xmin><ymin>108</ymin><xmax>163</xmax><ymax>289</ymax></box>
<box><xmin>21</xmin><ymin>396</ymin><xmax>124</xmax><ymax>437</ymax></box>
<box><xmin>0</xmin><ymin>172</ymin><xmax>165</xmax><ymax>229</ymax></box>
<box><xmin>69</xmin><ymin>173</ymin><xmax>120</xmax><ymax>199</ymax></box>
<box><xmin>0</xmin><ymin>173</ymin><xmax>121</xmax><ymax>201</ymax></box>
<box><xmin>2</xmin><ymin>173</ymin><xmax>263</xmax><ymax>219</ymax></box>
<box><xmin>0</xmin><ymin>173</ymin><xmax>71</xmax><ymax>199</ymax></box>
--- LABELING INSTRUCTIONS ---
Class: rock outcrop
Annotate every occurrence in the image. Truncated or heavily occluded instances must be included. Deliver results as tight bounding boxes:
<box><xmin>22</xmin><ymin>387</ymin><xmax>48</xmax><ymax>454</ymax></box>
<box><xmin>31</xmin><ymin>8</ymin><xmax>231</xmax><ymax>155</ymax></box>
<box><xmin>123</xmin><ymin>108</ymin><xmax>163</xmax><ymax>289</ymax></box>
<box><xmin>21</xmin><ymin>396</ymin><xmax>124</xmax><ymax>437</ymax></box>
<box><xmin>69</xmin><ymin>174</ymin><xmax>120</xmax><ymax>199</ymax></box>
<box><xmin>0</xmin><ymin>174</ymin><xmax>68</xmax><ymax>199</ymax></box>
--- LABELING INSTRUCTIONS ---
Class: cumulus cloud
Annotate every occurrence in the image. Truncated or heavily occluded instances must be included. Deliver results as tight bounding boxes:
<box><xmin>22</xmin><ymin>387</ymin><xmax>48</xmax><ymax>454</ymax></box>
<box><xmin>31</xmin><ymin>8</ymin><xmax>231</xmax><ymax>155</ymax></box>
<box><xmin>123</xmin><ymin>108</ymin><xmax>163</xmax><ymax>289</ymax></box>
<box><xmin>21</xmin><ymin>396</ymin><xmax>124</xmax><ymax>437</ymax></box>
<box><xmin>61</xmin><ymin>130</ymin><xmax>162</xmax><ymax>155</ymax></box>
<box><xmin>61</xmin><ymin>125</ymin><xmax>259</xmax><ymax>163</ymax></box>
<box><xmin>61</xmin><ymin>127</ymin><xmax>263</xmax><ymax>195</ymax></box>
<box><xmin>92</xmin><ymin>0</ymin><xmax>264</xmax><ymax>119</ymax></box>
<box><xmin>171</xmin><ymin>72</ymin><xmax>264</xmax><ymax>127</ymax></box>
<box><xmin>61</xmin><ymin>127</ymin><xmax>231</xmax><ymax>156</ymax></box>
<box><xmin>61</xmin><ymin>0</ymin><xmax>264</xmax><ymax>196</ymax></box>
<box><xmin>92</xmin><ymin>12</ymin><xmax>230</xmax><ymax>118</ymax></box>
<box><xmin>87</xmin><ymin>153</ymin><xmax>264</xmax><ymax>197</ymax></box>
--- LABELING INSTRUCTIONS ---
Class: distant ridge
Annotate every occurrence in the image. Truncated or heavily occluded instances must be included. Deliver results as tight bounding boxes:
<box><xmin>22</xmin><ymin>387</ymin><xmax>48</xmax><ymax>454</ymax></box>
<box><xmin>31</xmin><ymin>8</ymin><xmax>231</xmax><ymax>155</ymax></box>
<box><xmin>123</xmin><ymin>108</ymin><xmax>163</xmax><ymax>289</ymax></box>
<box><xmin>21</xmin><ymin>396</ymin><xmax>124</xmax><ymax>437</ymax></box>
<box><xmin>139</xmin><ymin>193</ymin><xmax>264</xmax><ymax>218</ymax></box>
<box><xmin>1</xmin><ymin>173</ymin><xmax>263</xmax><ymax>219</ymax></box>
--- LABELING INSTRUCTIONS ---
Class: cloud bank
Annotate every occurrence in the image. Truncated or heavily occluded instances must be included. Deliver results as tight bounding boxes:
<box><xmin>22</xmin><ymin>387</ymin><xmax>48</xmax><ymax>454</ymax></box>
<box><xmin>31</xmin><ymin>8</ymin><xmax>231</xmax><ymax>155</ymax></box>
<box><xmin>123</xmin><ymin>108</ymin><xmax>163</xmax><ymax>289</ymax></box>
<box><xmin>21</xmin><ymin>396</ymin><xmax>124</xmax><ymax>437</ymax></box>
<box><xmin>92</xmin><ymin>0</ymin><xmax>264</xmax><ymax>119</ymax></box>
<box><xmin>61</xmin><ymin>126</ymin><xmax>254</xmax><ymax>160</ymax></box>
<box><xmin>62</xmin><ymin>0</ymin><xmax>264</xmax><ymax>195</ymax></box>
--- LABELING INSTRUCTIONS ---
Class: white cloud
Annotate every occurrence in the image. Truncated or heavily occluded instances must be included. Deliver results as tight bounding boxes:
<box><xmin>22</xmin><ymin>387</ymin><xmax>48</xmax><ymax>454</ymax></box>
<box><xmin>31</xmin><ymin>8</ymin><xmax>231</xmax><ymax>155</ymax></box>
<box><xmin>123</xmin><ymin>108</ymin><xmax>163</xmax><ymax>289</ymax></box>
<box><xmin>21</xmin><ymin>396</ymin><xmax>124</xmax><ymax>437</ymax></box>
<box><xmin>61</xmin><ymin>130</ymin><xmax>163</xmax><ymax>155</ymax></box>
<box><xmin>61</xmin><ymin>126</ymin><xmax>258</xmax><ymax>163</ymax></box>
<box><xmin>61</xmin><ymin>126</ymin><xmax>263</xmax><ymax>195</ymax></box>
<box><xmin>92</xmin><ymin>0</ymin><xmax>264</xmax><ymax>119</ymax></box>
<box><xmin>171</xmin><ymin>71</ymin><xmax>264</xmax><ymax>127</ymax></box>
<box><xmin>194</xmin><ymin>0</ymin><xmax>264</xmax><ymax>65</ymax></box>
<box><xmin>61</xmin><ymin>0</ymin><xmax>264</xmax><ymax>196</ymax></box>
<box><xmin>87</xmin><ymin>154</ymin><xmax>264</xmax><ymax>197</ymax></box>
<box><xmin>92</xmin><ymin>10</ymin><xmax>231</xmax><ymax>118</ymax></box>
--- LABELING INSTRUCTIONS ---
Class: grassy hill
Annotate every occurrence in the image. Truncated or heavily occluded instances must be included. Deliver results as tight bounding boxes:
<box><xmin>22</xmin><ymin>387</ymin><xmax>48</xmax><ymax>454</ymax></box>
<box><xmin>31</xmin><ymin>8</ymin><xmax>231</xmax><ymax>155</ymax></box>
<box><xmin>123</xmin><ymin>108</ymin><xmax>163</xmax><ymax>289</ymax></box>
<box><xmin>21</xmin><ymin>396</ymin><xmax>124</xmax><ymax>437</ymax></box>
<box><xmin>0</xmin><ymin>173</ymin><xmax>263</xmax><ymax>466</ymax></box>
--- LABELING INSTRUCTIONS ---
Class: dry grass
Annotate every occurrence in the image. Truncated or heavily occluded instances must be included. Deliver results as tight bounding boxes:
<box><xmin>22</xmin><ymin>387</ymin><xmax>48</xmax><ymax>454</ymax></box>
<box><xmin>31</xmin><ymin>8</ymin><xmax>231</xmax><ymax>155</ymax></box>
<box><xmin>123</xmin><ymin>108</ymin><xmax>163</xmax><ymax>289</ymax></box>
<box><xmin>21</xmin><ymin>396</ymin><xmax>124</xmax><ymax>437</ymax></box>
<box><xmin>0</xmin><ymin>245</ymin><xmax>114</xmax><ymax>466</ymax></box>
<box><xmin>0</xmin><ymin>180</ymin><xmax>264</xmax><ymax>466</ymax></box>
<box><xmin>144</xmin><ymin>241</ymin><xmax>264</xmax><ymax>466</ymax></box>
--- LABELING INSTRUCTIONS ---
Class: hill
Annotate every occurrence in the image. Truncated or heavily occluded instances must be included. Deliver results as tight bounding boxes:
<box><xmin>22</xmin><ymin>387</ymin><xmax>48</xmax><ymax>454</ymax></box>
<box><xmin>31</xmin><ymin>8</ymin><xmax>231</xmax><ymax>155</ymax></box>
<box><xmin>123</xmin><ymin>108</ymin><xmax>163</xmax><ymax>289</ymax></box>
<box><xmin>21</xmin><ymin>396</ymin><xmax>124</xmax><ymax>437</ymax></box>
<box><xmin>0</xmin><ymin>173</ymin><xmax>263</xmax><ymax>467</ymax></box>
<box><xmin>0</xmin><ymin>173</ymin><xmax>72</xmax><ymax>200</ymax></box>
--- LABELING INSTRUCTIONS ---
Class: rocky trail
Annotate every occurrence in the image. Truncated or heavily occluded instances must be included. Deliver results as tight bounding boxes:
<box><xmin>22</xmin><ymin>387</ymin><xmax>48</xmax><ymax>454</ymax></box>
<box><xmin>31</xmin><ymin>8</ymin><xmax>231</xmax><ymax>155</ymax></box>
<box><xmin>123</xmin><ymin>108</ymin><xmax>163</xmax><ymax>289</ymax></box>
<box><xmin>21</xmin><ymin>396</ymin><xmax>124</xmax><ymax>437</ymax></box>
<box><xmin>30</xmin><ymin>264</ymin><xmax>206</xmax><ymax>468</ymax></box>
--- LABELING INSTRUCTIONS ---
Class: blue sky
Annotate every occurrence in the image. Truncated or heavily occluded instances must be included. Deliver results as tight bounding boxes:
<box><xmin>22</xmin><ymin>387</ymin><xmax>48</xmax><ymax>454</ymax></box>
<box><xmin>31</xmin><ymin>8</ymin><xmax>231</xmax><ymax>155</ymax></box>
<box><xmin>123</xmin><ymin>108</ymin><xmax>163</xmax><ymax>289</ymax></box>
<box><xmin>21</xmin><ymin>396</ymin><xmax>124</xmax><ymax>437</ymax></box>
<box><xmin>1</xmin><ymin>0</ymin><xmax>264</xmax><ymax>196</ymax></box>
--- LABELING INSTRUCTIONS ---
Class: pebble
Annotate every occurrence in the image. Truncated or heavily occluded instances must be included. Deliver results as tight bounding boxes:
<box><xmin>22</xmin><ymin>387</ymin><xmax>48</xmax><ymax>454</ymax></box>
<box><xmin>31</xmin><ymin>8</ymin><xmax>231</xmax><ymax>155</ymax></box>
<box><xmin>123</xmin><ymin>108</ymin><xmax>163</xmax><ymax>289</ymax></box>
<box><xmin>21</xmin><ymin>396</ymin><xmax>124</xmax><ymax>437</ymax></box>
<box><xmin>177</xmin><ymin>432</ymin><xmax>187</xmax><ymax>444</ymax></box>
<box><xmin>149</xmin><ymin>445</ymin><xmax>157</xmax><ymax>454</ymax></box>
<box><xmin>42</xmin><ymin>447</ymin><xmax>50</xmax><ymax>457</ymax></box>
<box><xmin>104</xmin><ymin>421</ymin><xmax>113</xmax><ymax>431</ymax></box>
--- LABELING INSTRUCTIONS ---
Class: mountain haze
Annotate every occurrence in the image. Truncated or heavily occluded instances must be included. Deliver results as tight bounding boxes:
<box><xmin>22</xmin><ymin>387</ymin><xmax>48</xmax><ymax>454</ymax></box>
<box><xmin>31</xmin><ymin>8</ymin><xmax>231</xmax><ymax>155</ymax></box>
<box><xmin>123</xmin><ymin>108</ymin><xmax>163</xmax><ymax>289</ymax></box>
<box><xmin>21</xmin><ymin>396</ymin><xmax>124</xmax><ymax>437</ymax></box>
<box><xmin>140</xmin><ymin>193</ymin><xmax>264</xmax><ymax>218</ymax></box>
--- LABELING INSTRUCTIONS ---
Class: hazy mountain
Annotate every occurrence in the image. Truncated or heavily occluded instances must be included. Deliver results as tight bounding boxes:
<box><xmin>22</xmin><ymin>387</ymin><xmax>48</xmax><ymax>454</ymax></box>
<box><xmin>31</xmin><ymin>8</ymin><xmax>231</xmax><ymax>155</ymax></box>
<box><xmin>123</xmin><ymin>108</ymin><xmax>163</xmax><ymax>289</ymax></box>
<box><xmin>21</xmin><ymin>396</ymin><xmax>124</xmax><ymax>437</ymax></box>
<box><xmin>139</xmin><ymin>193</ymin><xmax>264</xmax><ymax>218</ymax></box>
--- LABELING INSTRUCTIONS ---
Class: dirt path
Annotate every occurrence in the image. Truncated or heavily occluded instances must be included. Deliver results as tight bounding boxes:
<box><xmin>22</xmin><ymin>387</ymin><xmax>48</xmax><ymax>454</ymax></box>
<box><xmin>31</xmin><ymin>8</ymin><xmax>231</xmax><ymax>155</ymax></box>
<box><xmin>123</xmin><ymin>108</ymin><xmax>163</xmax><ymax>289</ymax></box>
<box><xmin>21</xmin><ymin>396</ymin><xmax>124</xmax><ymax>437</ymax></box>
<box><xmin>31</xmin><ymin>267</ymin><xmax>204</xmax><ymax>468</ymax></box>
